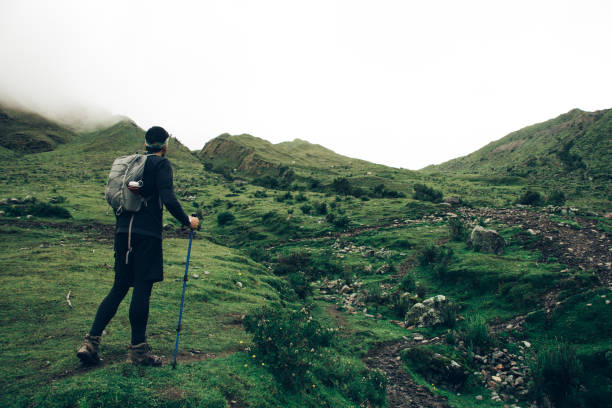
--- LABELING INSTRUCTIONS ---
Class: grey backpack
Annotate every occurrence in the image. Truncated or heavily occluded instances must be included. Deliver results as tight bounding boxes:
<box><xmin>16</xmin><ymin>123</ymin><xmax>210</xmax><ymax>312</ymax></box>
<box><xmin>105</xmin><ymin>154</ymin><xmax>154</xmax><ymax>215</ymax></box>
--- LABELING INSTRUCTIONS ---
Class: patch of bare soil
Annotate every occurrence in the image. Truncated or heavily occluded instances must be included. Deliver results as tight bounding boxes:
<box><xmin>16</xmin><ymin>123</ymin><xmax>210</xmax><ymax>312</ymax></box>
<box><xmin>364</xmin><ymin>340</ymin><xmax>450</xmax><ymax>408</ymax></box>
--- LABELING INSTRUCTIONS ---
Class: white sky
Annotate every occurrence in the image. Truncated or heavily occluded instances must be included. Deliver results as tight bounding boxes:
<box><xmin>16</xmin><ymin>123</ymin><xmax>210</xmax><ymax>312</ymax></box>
<box><xmin>1</xmin><ymin>0</ymin><xmax>611</xmax><ymax>169</ymax></box>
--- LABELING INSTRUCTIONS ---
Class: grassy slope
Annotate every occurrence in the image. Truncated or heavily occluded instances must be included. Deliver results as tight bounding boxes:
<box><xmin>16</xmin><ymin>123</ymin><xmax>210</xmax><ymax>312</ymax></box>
<box><xmin>425</xmin><ymin>108</ymin><xmax>612</xmax><ymax>209</ymax></box>
<box><xmin>0</xmin><ymin>104</ymin><xmax>76</xmax><ymax>153</ymax></box>
<box><xmin>0</xmin><ymin>106</ymin><xmax>611</xmax><ymax>407</ymax></box>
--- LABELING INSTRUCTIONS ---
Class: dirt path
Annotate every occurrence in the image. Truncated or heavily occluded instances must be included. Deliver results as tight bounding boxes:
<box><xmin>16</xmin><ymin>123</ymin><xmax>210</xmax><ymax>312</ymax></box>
<box><xmin>364</xmin><ymin>340</ymin><xmax>450</xmax><ymax>408</ymax></box>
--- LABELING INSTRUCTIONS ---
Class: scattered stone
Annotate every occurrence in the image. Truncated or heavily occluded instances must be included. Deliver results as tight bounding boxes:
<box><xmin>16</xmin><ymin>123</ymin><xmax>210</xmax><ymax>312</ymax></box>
<box><xmin>236</xmin><ymin>281</ymin><xmax>243</xmax><ymax>288</ymax></box>
<box><xmin>492</xmin><ymin>375</ymin><xmax>502</xmax><ymax>382</ymax></box>
<box><xmin>522</xmin><ymin>341</ymin><xmax>531</xmax><ymax>348</ymax></box>
<box><xmin>192</xmin><ymin>274</ymin><xmax>199</xmax><ymax>279</ymax></box>
<box><xmin>475</xmin><ymin>395</ymin><xmax>483</xmax><ymax>401</ymax></box>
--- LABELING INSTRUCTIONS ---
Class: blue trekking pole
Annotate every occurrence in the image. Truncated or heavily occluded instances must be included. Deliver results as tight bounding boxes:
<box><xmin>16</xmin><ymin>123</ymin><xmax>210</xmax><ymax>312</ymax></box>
<box><xmin>172</xmin><ymin>229</ymin><xmax>194</xmax><ymax>369</ymax></box>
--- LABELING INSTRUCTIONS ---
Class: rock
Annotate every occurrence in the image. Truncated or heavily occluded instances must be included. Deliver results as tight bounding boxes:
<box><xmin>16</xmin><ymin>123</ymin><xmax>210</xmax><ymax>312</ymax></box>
<box><xmin>339</xmin><ymin>284</ymin><xmax>351</xmax><ymax>294</ymax></box>
<box><xmin>26</xmin><ymin>214</ymin><xmax>33</xmax><ymax>219</ymax></box>
<box><xmin>236</xmin><ymin>281</ymin><xmax>243</xmax><ymax>288</ymax></box>
<box><xmin>0</xmin><ymin>210</ymin><xmax>5</xmax><ymax>216</ymax></box>
<box><xmin>492</xmin><ymin>350</ymin><xmax>504</xmax><ymax>360</ymax></box>
<box><xmin>364</xmin><ymin>265</ymin><xmax>373</xmax><ymax>273</ymax></box>
<box><xmin>475</xmin><ymin>395</ymin><xmax>483</xmax><ymax>401</ymax></box>
<box><xmin>522</xmin><ymin>341</ymin><xmax>531</xmax><ymax>348</ymax></box>
<box><xmin>470</xmin><ymin>226</ymin><xmax>505</xmax><ymax>254</ymax></box>
<box><xmin>492</xmin><ymin>375</ymin><xmax>502</xmax><ymax>383</ymax></box>
<box><xmin>605</xmin><ymin>212</ymin><xmax>612</xmax><ymax>219</ymax></box>
<box><xmin>444</xmin><ymin>197</ymin><xmax>461</xmax><ymax>206</ymax></box>
<box><xmin>514</xmin><ymin>376</ymin><xmax>524</xmax><ymax>386</ymax></box>
<box><xmin>192</xmin><ymin>274</ymin><xmax>199</xmax><ymax>279</ymax></box>
<box><xmin>413</xmin><ymin>334</ymin><xmax>424</xmax><ymax>342</ymax></box>
<box><xmin>376</xmin><ymin>263</ymin><xmax>391</xmax><ymax>274</ymax></box>
<box><xmin>405</xmin><ymin>295</ymin><xmax>453</xmax><ymax>328</ymax></box>
<box><xmin>527</xmin><ymin>228</ymin><xmax>539</xmax><ymax>235</ymax></box>
<box><xmin>9</xmin><ymin>197</ymin><xmax>19</xmax><ymax>204</ymax></box>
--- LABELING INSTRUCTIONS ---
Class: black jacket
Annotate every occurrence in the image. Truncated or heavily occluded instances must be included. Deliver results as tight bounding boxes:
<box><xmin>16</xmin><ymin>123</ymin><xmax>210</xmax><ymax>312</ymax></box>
<box><xmin>115</xmin><ymin>154</ymin><xmax>190</xmax><ymax>239</ymax></box>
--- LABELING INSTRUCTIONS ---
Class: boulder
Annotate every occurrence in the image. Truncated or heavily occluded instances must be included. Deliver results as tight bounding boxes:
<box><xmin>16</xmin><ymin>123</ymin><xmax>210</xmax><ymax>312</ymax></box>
<box><xmin>470</xmin><ymin>226</ymin><xmax>505</xmax><ymax>254</ymax></box>
<box><xmin>444</xmin><ymin>197</ymin><xmax>461</xmax><ymax>206</ymax></box>
<box><xmin>405</xmin><ymin>295</ymin><xmax>453</xmax><ymax>328</ymax></box>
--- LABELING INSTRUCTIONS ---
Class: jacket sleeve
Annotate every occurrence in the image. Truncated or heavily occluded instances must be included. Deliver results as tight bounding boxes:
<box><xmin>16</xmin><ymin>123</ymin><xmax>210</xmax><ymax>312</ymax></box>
<box><xmin>156</xmin><ymin>159</ymin><xmax>190</xmax><ymax>226</ymax></box>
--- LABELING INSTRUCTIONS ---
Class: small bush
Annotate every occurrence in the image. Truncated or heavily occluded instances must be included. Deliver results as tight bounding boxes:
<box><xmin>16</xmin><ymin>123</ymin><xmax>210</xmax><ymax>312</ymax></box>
<box><xmin>287</xmin><ymin>272</ymin><xmax>312</xmax><ymax>299</ymax></box>
<box><xmin>530</xmin><ymin>340</ymin><xmax>583</xmax><ymax>407</ymax></box>
<box><xmin>390</xmin><ymin>291</ymin><xmax>413</xmax><ymax>318</ymax></box>
<box><xmin>462</xmin><ymin>314</ymin><xmax>491</xmax><ymax>350</ymax></box>
<box><xmin>275</xmin><ymin>191</ymin><xmax>293</xmax><ymax>202</ymax></box>
<box><xmin>448</xmin><ymin>217</ymin><xmax>467</xmax><ymax>242</ymax></box>
<box><xmin>517</xmin><ymin>190</ymin><xmax>542</xmax><ymax>205</ymax></box>
<box><xmin>295</xmin><ymin>192</ymin><xmax>308</xmax><ymax>202</ymax></box>
<box><xmin>313</xmin><ymin>201</ymin><xmax>327</xmax><ymax>215</ymax></box>
<box><xmin>415</xmin><ymin>283</ymin><xmax>427</xmax><ymax>299</ymax></box>
<box><xmin>413</xmin><ymin>183</ymin><xmax>443</xmax><ymax>203</ymax></box>
<box><xmin>300</xmin><ymin>203</ymin><xmax>312</xmax><ymax>215</ymax></box>
<box><xmin>243</xmin><ymin>305</ymin><xmax>334</xmax><ymax>391</ymax></box>
<box><xmin>253</xmin><ymin>190</ymin><xmax>268</xmax><ymax>198</ymax></box>
<box><xmin>217</xmin><ymin>211</ymin><xmax>235</xmax><ymax>225</ymax></box>
<box><xmin>0</xmin><ymin>202</ymin><xmax>72</xmax><ymax>219</ymax></box>
<box><xmin>417</xmin><ymin>245</ymin><xmax>453</xmax><ymax>267</ymax></box>
<box><xmin>548</xmin><ymin>190</ymin><xmax>566</xmax><ymax>205</ymax></box>
<box><xmin>400</xmin><ymin>273</ymin><xmax>416</xmax><ymax>292</ymax></box>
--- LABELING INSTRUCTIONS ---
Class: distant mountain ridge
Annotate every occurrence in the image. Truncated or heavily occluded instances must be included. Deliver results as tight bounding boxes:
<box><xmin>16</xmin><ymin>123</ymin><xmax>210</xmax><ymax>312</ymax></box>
<box><xmin>426</xmin><ymin>108</ymin><xmax>612</xmax><ymax>182</ymax></box>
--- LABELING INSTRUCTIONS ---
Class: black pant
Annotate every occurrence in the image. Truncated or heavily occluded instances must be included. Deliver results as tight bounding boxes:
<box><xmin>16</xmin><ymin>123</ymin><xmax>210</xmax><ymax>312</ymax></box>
<box><xmin>90</xmin><ymin>277</ymin><xmax>153</xmax><ymax>345</ymax></box>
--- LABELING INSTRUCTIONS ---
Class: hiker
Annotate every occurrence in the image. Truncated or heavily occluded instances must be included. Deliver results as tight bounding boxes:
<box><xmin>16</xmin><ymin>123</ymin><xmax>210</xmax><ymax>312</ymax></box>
<box><xmin>77</xmin><ymin>126</ymin><xmax>199</xmax><ymax>366</ymax></box>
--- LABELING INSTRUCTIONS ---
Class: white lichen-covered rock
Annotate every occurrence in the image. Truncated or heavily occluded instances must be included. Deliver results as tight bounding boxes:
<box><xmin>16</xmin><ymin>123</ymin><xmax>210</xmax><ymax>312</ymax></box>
<box><xmin>470</xmin><ymin>226</ymin><xmax>505</xmax><ymax>255</ymax></box>
<box><xmin>405</xmin><ymin>295</ymin><xmax>453</xmax><ymax>328</ymax></box>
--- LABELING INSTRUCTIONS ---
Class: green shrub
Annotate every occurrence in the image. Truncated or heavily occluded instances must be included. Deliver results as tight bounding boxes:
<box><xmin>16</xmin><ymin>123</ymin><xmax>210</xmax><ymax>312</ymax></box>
<box><xmin>295</xmin><ymin>192</ymin><xmax>308</xmax><ymax>202</ymax></box>
<box><xmin>253</xmin><ymin>190</ymin><xmax>268</xmax><ymax>198</ymax></box>
<box><xmin>216</xmin><ymin>211</ymin><xmax>235</xmax><ymax>225</ymax></box>
<box><xmin>243</xmin><ymin>305</ymin><xmax>334</xmax><ymax>391</ymax></box>
<box><xmin>448</xmin><ymin>217</ymin><xmax>467</xmax><ymax>242</ymax></box>
<box><xmin>530</xmin><ymin>340</ymin><xmax>583</xmax><ymax>407</ymax></box>
<box><xmin>417</xmin><ymin>245</ymin><xmax>453</xmax><ymax>267</ymax></box>
<box><xmin>548</xmin><ymin>190</ymin><xmax>566</xmax><ymax>205</ymax></box>
<box><xmin>0</xmin><ymin>202</ymin><xmax>71</xmax><ymax>219</ymax></box>
<box><xmin>400</xmin><ymin>272</ymin><xmax>416</xmax><ymax>292</ymax></box>
<box><xmin>331</xmin><ymin>177</ymin><xmax>352</xmax><ymax>195</ymax></box>
<box><xmin>389</xmin><ymin>291</ymin><xmax>413</xmax><ymax>318</ymax></box>
<box><xmin>415</xmin><ymin>283</ymin><xmax>427</xmax><ymax>299</ymax></box>
<box><xmin>300</xmin><ymin>203</ymin><xmax>312</xmax><ymax>214</ymax></box>
<box><xmin>313</xmin><ymin>201</ymin><xmax>327</xmax><ymax>215</ymax></box>
<box><xmin>462</xmin><ymin>314</ymin><xmax>491</xmax><ymax>350</ymax></box>
<box><xmin>413</xmin><ymin>183</ymin><xmax>443</xmax><ymax>203</ymax></box>
<box><xmin>275</xmin><ymin>191</ymin><xmax>293</xmax><ymax>202</ymax></box>
<box><xmin>287</xmin><ymin>272</ymin><xmax>312</xmax><ymax>299</ymax></box>
<box><xmin>517</xmin><ymin>190</ymin><xmax>542</xmax><ymax>205</ymax></box>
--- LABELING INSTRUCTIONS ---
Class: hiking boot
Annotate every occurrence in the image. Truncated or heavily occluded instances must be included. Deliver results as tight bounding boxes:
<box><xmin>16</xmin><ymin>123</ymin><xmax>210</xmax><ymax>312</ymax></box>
<box><xmin>126</xmin><ymin>342</ymin><xmax>162</xmax><ymax>366</ymax></box>
<box><xmin>76</xmin><ymin>333</ymin><xmax>101</xmax><ymax>364</ymax></box>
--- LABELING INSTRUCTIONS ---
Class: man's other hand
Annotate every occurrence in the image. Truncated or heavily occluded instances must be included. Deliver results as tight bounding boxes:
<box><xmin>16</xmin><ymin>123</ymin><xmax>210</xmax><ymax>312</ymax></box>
<box><xmin>188</xmin><ymin>216</ymin><xmax>199</xmax><ymax>230</ymax></box>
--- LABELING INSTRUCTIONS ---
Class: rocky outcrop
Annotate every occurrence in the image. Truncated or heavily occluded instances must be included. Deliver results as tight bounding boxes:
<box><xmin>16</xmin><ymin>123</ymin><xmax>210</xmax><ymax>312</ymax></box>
<box><xmin>405</xmin><ymin>295</ymin><xmax>453</xmax><ymax>328</ymax></box>
<box><xmin>470</xmin><ymin>226</ymin><xmax>505</xmax><ymax>255</ymax></box>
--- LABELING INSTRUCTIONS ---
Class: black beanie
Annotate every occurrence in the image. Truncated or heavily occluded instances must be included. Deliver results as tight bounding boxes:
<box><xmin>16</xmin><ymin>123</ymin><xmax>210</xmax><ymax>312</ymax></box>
<box><xmin>145</xmin><ymin>126</ymin><xmax>169</xmax><ymax>150</ymax></box>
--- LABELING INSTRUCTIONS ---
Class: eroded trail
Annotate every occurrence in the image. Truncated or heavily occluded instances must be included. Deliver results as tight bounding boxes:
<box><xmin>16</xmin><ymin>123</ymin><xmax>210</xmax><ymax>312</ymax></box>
<box><xmin>364</xmin><ymin>341</ymin><xmax>450</xmax><ymax>408</ymax></box>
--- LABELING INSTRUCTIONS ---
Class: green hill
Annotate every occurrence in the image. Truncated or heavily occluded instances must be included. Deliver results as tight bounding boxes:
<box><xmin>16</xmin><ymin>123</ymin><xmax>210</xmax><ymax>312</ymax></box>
<box><xmin>198</xmin><ymin>133</ymin><xmax>399</xmax><ymax>179</ymax></box>
<box><xmin>426</xmin><ymin>108</ymin><xmax>612</xmax><ymax>182</ymax></box>
<box><xmin>1</xmin><ymin>104</ymin><xmax>611</xmax><ymax>407</ymax></box>
<box><xmin>0</xmin><ymin>104</ymin><xmax>76</xmax><ymax>154</ymax></box>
